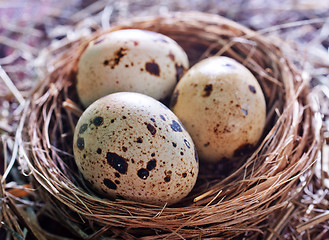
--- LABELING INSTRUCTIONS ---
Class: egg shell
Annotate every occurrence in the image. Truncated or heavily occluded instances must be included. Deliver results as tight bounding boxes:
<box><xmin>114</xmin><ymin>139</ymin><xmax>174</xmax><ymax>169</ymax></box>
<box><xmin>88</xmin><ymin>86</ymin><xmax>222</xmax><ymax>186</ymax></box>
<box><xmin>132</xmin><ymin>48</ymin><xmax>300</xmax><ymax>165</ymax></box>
<box><xmin>76</xmin><ymin>29</ymin><xmax>189</xmax><ymax>107</ymax></box>
<box><xmin>73</xmin><ymin>92</ymin><xmax>199</xmax><ymax>206</ymax></box>
<box><xmin>170</xmin><ymin>56</ymin><xmax>266</xmax><ymax>162</ymax></box>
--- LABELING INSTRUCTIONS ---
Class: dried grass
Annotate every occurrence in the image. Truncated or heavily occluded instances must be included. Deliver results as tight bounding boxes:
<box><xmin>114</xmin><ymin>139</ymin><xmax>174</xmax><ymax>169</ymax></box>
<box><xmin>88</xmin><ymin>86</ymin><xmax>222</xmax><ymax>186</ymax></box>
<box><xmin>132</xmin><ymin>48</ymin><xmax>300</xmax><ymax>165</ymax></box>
<box><xmin>12</xmin><ymin>11</ymin><xmax>323</xmax><ymax>239</ymax></box>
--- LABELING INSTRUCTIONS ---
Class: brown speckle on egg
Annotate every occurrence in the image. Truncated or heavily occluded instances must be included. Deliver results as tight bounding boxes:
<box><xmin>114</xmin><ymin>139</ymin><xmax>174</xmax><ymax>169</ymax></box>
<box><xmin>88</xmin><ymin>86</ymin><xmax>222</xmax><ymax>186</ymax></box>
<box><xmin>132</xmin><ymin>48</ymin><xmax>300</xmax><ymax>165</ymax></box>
<box><xmin>96</xmin><ymin>148</ymin><xmax>102</xmax><ymax>154</ymax></box>
<box><xmin>145</xmin><ymin>60</ymin><xmax>160</xmax><ymax>76</ymax></box>
<box><xmin>202</xmin><ymin>84</ymin><xmax>213</xmax><ymax>97</ymax></box>
<box><xmin>147</xmin><ymin>159</ymin><xmax>157</xmax><ymax>171</ymax></box>
<box><xmin>77</xmin><ymin>137</ymin><xmax>85</xmax><ymax>150</ymax></box>
<box><xmin>137</xmin><ymin>168</ymin><xmax>149</xmax><ymax>180</ymax></box>
<box><xmin>168</xmin><ymin>51</ymin><xmax>175</xmax><ymax>61</ymax></box>
<box><xmin>79</xmin><ymin>124</ymin><xmax>88</xmax><ymax>134</ymax></box>
<box><xmin>146</xmin><ymin>123</ymin><xmax>156</xmax><ymax>135</ymax></box>
<box><xmin>136</xmin><ymin>137</ymin><xmax>143</xmax><ymax>143</ymax></box>
<box><xmin>170</xmin><ymin>120</ymin><xmax>182</xmax><ymax>132</ymax></box>
<box><xmin>106</xmin><ymin>152</ymin><xmax>128</xmax><ymax>174</ymax></box>
<box><xmin>175</xmin><ymin>64</ymin><xmax>185</xmax><ymax>82</ymax></box>
<box><xmin>109</xmin><ymin>47</ymin><xmax>128</xmax><ymax>69</ymax></box>
<box><xmin>184</xmin><ymin>139</ymin><xmax>191</xmax><ymax>148</ymax></box>
<box><xmin>164</xmin><ymin>175</ymin><xmax>171</xmax><ymax>182</ymax></box>
<box><xmin>249</xmin><ymin>85</ymin><xmax>256</xmax><ymax>94</ymax></box>
<box><xmin>93</xmin><ymin>116</ymin><xmax>104</xmax><ymax>126</ymax></box>
<box><xmin>103</xmin><ymin>179</ymin><xmax>117</xmax><ymax>190</ymax></box>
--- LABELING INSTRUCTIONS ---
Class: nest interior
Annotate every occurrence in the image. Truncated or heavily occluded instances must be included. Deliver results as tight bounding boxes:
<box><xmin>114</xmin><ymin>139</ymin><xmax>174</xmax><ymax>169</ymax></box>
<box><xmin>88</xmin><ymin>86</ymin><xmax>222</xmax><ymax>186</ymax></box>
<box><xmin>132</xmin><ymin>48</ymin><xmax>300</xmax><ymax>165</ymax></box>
<box><xmin>22</xmin><ymin>12</ymin><xmax>321</xmax><ymax>239</ymax></box>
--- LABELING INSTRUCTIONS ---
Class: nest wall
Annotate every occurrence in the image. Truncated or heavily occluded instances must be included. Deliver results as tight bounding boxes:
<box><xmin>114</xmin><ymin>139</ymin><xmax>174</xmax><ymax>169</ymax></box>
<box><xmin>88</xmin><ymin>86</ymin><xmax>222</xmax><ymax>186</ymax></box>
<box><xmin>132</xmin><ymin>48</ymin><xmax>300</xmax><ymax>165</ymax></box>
<box><xmin>23</xmin><ymin>12</ymin><xmax>321</xmax><ymax>239</ymax></box>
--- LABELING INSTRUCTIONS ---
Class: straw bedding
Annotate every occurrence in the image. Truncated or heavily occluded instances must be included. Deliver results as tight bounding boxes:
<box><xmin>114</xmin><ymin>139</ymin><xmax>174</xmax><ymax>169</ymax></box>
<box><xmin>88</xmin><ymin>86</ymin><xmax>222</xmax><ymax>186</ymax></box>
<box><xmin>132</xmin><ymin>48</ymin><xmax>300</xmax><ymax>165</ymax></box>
<box><xmin>20</xmin><ymin>12</ymin><xmax>322</xmax><ymax>239</ymax></box>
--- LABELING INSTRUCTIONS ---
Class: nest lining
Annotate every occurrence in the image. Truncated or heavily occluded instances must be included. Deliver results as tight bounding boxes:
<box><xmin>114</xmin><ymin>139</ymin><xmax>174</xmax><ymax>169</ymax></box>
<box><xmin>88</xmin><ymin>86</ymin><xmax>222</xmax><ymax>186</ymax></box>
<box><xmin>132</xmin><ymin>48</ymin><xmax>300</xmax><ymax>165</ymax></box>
<box><xmin>22</xmin><ymin>12</ymin><xmax>321</xmax><ymax>239</ymax></box>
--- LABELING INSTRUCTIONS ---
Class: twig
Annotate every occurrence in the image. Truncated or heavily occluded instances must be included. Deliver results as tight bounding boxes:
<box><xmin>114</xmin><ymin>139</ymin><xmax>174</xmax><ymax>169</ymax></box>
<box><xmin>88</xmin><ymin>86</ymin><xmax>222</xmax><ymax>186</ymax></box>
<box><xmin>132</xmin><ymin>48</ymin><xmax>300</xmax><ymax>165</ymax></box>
<box><xmin>0</xmin><ymin>65</ymin><xmax>25</xmax><ymax>105</ymax></box>
<box><xmin>258</xmin><ymin>17</ymin><xmax>329</xmax><ymax>35</ymax></box>
<box><xmin>296</xmin><ymin>211</ymin><xmax>329</xmax><ymax>234</ymax></box>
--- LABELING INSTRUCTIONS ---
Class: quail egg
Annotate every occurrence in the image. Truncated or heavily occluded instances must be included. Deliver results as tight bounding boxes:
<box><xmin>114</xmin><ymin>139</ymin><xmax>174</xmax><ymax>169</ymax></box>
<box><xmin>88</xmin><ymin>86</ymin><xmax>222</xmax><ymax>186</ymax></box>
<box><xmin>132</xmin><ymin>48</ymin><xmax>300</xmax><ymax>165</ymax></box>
<box><xmin>170</xmin><ymin>56</ymin><xmax>266</xmax><ymax>162</ymax></box>
<box><xmin>76</xmin><ymin>29</ymin><xmax>189</xmax><ymax>107</ymax></box>
<box><xmin>73</xmin><ymin>92</ymin><xmax>199</xmax><ymax>205</ymax></box>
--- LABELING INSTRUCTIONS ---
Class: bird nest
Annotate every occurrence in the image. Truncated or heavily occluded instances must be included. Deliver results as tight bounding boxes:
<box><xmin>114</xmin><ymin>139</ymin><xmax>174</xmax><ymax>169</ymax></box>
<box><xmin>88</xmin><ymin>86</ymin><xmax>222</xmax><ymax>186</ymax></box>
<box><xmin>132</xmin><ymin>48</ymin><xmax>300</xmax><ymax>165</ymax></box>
<box><xmin>21</xmin><ymin>12</ymin><xmax>322</xmax><ymax>239</ymax></box>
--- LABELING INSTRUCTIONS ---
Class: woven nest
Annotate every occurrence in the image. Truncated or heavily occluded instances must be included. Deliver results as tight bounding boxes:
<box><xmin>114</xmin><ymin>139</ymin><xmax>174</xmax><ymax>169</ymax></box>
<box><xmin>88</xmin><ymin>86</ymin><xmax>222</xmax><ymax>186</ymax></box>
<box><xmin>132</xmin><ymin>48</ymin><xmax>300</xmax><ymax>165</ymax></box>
<box><xmin>23</xmin><ymin>12</ymin><xmax>322</xmax><ymax>239</ymax></box>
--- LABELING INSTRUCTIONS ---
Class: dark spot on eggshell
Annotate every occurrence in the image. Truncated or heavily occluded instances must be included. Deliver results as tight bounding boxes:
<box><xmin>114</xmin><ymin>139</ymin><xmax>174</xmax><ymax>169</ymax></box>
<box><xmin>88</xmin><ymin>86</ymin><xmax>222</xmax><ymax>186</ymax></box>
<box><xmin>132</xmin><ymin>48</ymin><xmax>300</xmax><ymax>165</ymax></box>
<box><xmin>147</xmin><ymin>159</ymin><xmax>157</xmax><ymax>171</ymax></box>
<box><xmin>97</xmin><ymin>148</ymin><xmax>102</xmax><ymax>154</ymax></box>
<box><xmin>151</xmin><ymin>153</ymin><xmax>155</xmax><ymax>157</ymax></box>
<box><xmin>93</xmin><ymin>116</ymin><xmax>104</xmax><ymax>126</ymax></box>
<box><xmin>203</xmin><ymin>84</ymin><xmax>213</xmax><ymax>97</ymax></box>
<box><xmin>234</xmin><ymin>144</ymin><xmax>254</xmax><ymax>157</ymax></box>
<box><xmin>137</xmin><ymin>168</ymin><xmax>149</xmax><ymax>180</ymax></box>
<box><xmin>122</xmin><ymin>146</ymin><xmax>127</xmax><ymax>152</ymax></box>
<box><xmin>249</xmin><ymin>85</ymin><xmax>256</xmax><ymax>94</ymax></box>
<box><xmin>106</xmin><ymin>152</ymin><xmax>128</xmax><ymax>174</ymax></box>
<box><xmin>103</xmin><ymin>179</ymin><xmax>117</xmax><ymax>190</ymax></box>
<box><xmin>136</xmin><ymin>137</ymin><xmax>143</xmax><ymax>143</ymax></box>
<box><xmin>146</xmin><ymin>123</ymin><xmax>157</xmax><ymax>135</ymax></box>
<box><xmin>79</xmin><ymin>124</ymin><xmax>88</xmax><ymax>134</ymax></box>
<box><xmin>182</xmin><ymin>173</ymin><xmax>187</xmax><ymax>178</ymax></box>
<box><xmin>83</xmin><ymin>154</ymin><xmax>86</xmax><ymax>159</ymax></box>
<box><xmin>104</xmin><ymin>47</ymin><xmax>128</xmax><ymax>68</ymax></box>
<box><xmin>145</xmin><ymin>61</ymin><xmax>160</xmax><ymax>76</ymax></box>
<box><xmin>164</xmin><ymin>175</ymin><xmax>171</xmax><ymax>182</ymax></box>
<box><xmin>180</xmin><ymin>151</ymin><xmax>184</xmax><ymax>156</ymax></box>
<box><xmin>170</xmin><ymin>120</ymin><xmax>182</xmax><ymax>132</ymax></box>
<box><xmin>204</xmin><ymin>142</ymin><xmax>210</xmax><ymax>147</ymax></box>
<box><xmin>184</xmin><ymin>139</ymin><xmax>191</xmax><ymax>148</ymax></box>
<box><xmin>223</xmin><ymin>62</ymin><xmax>235</xmax><ymax>68</ymax></box>
<box><xmin>115</xmin><ymin>172</ymin><xmax>120</xmax><ymax>178</ymax></box>
<box><xmin>77</xmin><ymin>137</ymin><xmax>84</xmax><ymax>150</ymax></box>
<box><xmin>168</xmin><ymin>51</ymin><xmax>175</xmax><ymax>61</ymax></box>
<box><xmin>115</xmin><ymin>180</ymin><xmax>120</xmax><ymax>184</ymax></box>
<box><xmin>175</xmin><ymin>64</ymin><xmax>185</xmax><ymax>82</ymax></box>
<box><xmin>241</xmin><ymin>108</ymin><xmax>248</xmax><ymax>116</ymax></box>
<box><xmin>172</xmin><ymin>142</ymin><xmax>177</xmax><ymax>147</ymax></box>
<box><xmin>160</xmin><ymin>115</ymin><xmax>166</xmax><ymax>121</ymax></box>
<box><xmin>133</xmin><ymin>40</ymin><xmax>139</xmax><ymax>46</ymax></box>
<box><xmin>170</xmin><ymin>90</ymin><xmax>179</xmax><ymax>107</ymax></box>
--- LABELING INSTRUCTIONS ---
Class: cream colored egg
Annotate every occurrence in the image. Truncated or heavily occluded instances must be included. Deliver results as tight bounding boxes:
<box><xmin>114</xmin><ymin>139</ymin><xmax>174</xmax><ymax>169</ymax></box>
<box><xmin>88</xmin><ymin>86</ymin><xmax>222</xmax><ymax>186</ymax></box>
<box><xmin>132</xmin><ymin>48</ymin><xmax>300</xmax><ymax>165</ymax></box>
<box><xmin>76</xmin><ymin>29</ymin><xmax>189</xmax><ymax>107</ymax></box>
<box><xmin>73</xmin><ymin>92</ymin><xmax>198</xmax><ymax>205</ymax></box>
<box><xmin>170</xmin><ymin>56</ymin><xmax>266</xmax><ymax>162</ymax></box>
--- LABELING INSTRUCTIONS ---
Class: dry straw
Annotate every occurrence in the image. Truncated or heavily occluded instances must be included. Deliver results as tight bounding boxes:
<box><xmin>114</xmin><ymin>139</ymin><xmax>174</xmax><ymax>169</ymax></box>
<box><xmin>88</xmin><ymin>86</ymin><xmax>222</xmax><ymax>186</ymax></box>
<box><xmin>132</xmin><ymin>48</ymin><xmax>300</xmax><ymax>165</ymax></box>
<box><xmin>21</xmin><ymin>12</ymin><xmax>323</xmax><ymax>239</ymax></box>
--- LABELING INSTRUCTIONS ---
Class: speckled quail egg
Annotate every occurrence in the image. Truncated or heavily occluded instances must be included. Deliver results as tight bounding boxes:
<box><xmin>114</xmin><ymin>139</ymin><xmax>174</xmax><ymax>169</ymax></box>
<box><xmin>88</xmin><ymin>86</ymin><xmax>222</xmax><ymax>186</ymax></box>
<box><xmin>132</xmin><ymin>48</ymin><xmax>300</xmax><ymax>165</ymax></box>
<box><xmin>170</xmin><ymin>56</ymin><xmax>266</xmax><ymax>162</ymax></box>
<box><xmin>73</xmin><ymin>92</ymin><xmax>198</xmax><ymax>205</ymax></box>
<box><xmin>76</xmin><ymin>29</ymin><xmax>189</xmax><ymax>107</ymax></box>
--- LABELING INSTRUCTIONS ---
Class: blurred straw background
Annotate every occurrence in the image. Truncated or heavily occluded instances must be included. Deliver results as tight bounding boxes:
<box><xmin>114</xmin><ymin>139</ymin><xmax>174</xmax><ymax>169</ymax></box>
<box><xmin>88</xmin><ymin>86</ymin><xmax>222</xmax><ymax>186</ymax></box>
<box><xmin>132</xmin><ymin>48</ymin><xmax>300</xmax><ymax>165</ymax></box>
<box><xmin>0</xmin><ymin>0</ymin><xmax>329</xmax><ymax>239</ymax></box>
